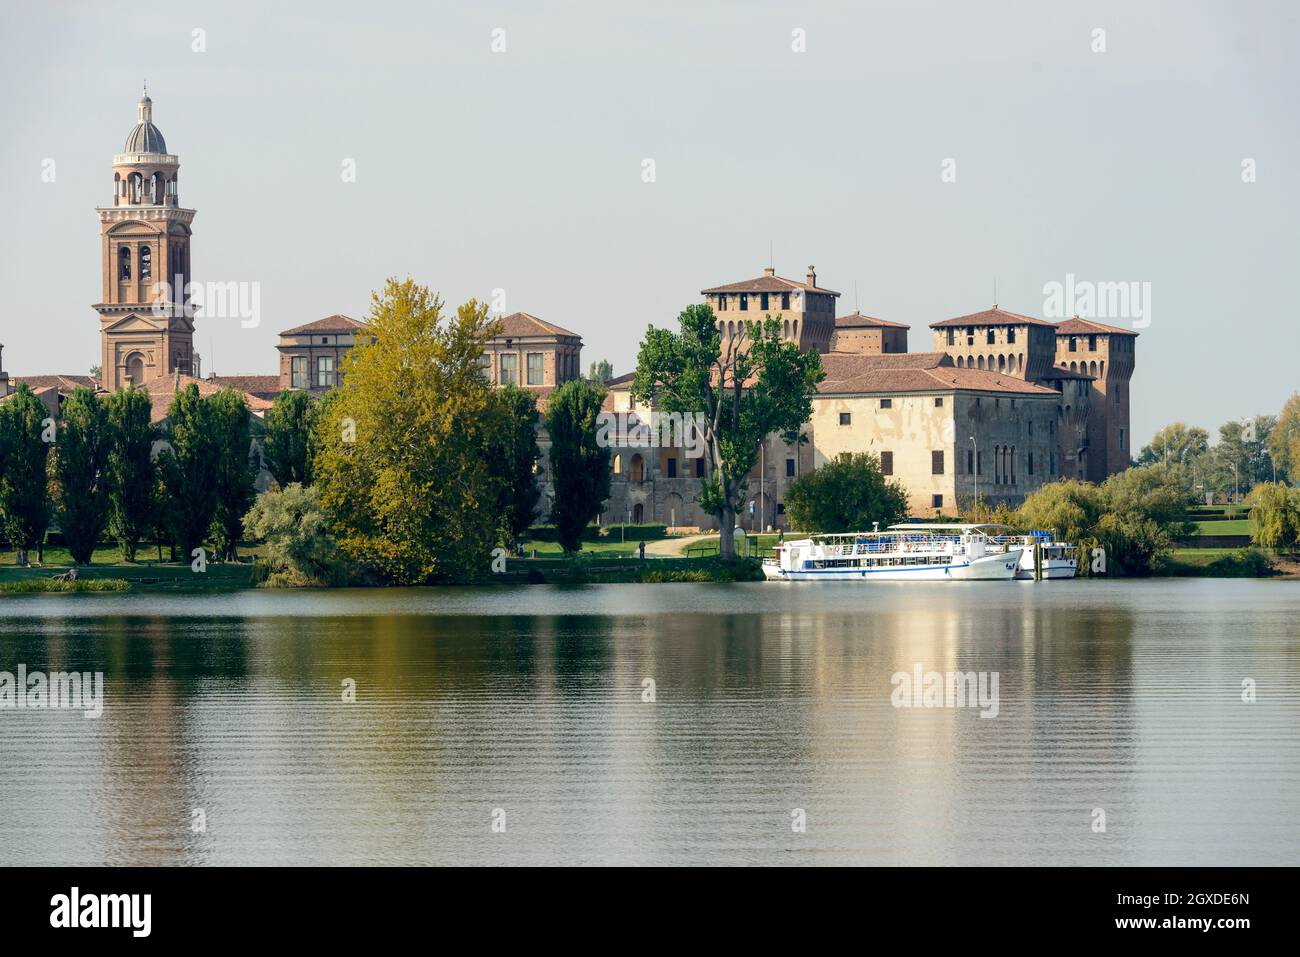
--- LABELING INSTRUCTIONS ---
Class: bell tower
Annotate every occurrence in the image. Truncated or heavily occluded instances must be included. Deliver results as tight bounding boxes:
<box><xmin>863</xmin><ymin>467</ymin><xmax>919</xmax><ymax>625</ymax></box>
<box><xmin>94</xmin><ymin>87</ymin><xmax>198</xmax><ymax>391</ymax></box>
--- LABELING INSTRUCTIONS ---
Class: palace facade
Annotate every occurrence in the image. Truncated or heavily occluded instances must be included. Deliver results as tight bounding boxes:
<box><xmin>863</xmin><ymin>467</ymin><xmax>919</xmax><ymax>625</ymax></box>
<box><xmin>1</xmin><ymin>92</ymin><xmax>1138</xmax><ymax>527</ymax></box>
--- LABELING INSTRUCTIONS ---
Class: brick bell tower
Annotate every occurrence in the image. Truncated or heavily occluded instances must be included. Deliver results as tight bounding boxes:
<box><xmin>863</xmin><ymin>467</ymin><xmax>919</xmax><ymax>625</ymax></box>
<box><xmin>94</xmin><ymin>87</ymin><xmax>198</xmax><ymax>391</ymax></box>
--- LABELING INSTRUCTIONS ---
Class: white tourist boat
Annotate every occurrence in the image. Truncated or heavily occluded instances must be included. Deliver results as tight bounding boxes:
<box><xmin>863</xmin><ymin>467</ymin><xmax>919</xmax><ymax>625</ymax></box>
<box><xmin>887</xmin><ymin>524</ymin><xmax>1078</xmax><ymax>580</ymax></box>
<box><xmin>762</xmin><ymin>527</ymin><xmax>1023</xmax><ymax>582</ymax></box>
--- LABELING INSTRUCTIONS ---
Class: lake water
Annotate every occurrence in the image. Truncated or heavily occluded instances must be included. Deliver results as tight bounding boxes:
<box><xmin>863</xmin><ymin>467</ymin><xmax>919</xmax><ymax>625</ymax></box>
<box><xmin>1</xmin><ymin>580</ymin><xmax>1297</xmax><ymax>866</ymax></box>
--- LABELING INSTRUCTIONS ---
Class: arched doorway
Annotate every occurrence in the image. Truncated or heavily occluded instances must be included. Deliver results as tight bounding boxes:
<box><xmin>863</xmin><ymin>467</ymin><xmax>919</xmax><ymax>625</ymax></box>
<box><xmin>632</xmin><ymin>503</ymin><xmax>644</xmax><ymax>524</ymax></box>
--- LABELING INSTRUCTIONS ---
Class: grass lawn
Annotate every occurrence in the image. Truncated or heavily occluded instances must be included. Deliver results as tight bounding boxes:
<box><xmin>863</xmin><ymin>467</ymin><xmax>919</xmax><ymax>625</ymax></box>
<box><xmin>0</xmin><ymin>544</ymin><xmax>263</xmax><ymax>591</ymax></box>
<box><xmin>1190</xmin><ymin>518</ymin><xmax>1253</xmax><ymax>535</ymax></box>
<box><xmin>518</xmin><ymin>537</ymin><xmax>647</xmax><ymax>557</ymax></box>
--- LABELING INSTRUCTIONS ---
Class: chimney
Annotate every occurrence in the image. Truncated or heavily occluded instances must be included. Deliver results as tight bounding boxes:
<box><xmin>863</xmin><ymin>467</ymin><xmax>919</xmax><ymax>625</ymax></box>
<box><xmin>763</xmin><ymin>266</ymin><xmax>775</xmax><ymax>277</ymax></box>
<box><xmin>806</xmin><ymin>265</ymin><xmax>817</xmax><ymax>287</ymax></box>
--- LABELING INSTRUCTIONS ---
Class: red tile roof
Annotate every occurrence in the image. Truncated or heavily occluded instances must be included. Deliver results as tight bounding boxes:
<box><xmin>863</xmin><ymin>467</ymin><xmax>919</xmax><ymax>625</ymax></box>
<box><xmin>835</xmin><ymin>311</ymin><xmax>909</xmax><ymax>330</ymax></box>
<box><xmin>11</xmin><ymin>374</ymin><xmax>99</xmax><ymax>392</ymax></box>
<box><xmin>491</xmin><ymin>312</ymin><xmax>582</xmax><ymax>339</ymax></box>
<box><xmin>208</xmin><ymin>374</ymin><xmax>283</xmax><ymax>399</ymax></box>
<box><xmin>702</xmin><ymin>272</ymin><xmax>840</xmax><ymax>297</ymax></box>
<box><xmin>819</xmin><ymin>351</ymin><xmax>1058</xmax><ymax>397</ymax></box>
<box><xmin>1053</xmin><ymin>317</ymin><xmax>1139</xmax><ymax>336</ymax></box>
<box><xmin>144</xmin><ymin>373</ymin><xmax>274</xmax><ymax>424</ymax></box>
<box><xmin>279</xmin><ymin>315</ymin><xmax>368</xmax><ymax>336</ymax></box>
<box><xmin>930</xmin><ymin>307</ymin><xmax>1055</xmax><ymax>329</ymax></box>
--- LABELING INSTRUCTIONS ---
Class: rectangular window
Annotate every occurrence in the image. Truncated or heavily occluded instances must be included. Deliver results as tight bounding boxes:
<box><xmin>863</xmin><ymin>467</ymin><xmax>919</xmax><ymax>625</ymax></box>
<box><xmin>1119</xmin><ymin>428</ymin><xmax>1125</xmax><ymax>449</ymax></box>
<box><xmin>967</xmin><ymin>449</ymin><xmax>974</xmax><ymax>474</ymax></box>
<box><xmin>718</xmin><ymin>295</ymin><xmax>727</xmax><ymax>311</ymax></box>
<box><xmin>760</xmin><ymin>292</ymin><xmax>769</xmax><ymax>310</ymax></box>
<box><xmin>880</xmin><ymin>451</ymin><xmax>893</xmax><ymax>475</ymax></box>
<box><xmin>934</xmin><ymin>397</ymin><xmax>943</xmax><ymax>407</ymax></box>
<box><xmin>291</xmin><ymin>356</ymin><xmax>309</xmax><ymax>390</ymax></box>
<box><xmin>880</xmin><ymin>398</ymin><xmax>892</xmax><ymax>409</ymax></box>
<box><xmin>977</xmin><ymin>451</ymin><xmax>983</xmax><ymax>474</ymax></box>
<box><xmin>781</xmin><ymin>292</ymin><xmax>790</xmax><ymax>310</ymax></box>
<box><xmin>839</xmin><ymin>412</ymin><xmax>851</xmax><ymax>426</ymax></box>
<box><xmin>1028</xmin><ymin>452</ymin><xmax>1034</xmax><ymax>475</ymax></box>
<box><xmin>986</xmin><ymin>329</ymin><xmax>995</xmax><ymax>345</ymax></box>
<box><xmin>694</xmin><ymin>458</ymin><xmax>704</xmax><ymax>478</ymax></box>
<box><xmin>667</xmin><ymin>457</ymin><xmax>677</xmax><ymax>478</ymax></box>
<box><xmin>946</xmin><ymin>329</ymin><xmax>955</xmax><ymax>346</ymax></box>
<box><xmin>527</xmin><ymin>352</ymin><xmax>543</xmax><ymax>385</ymax></box>
<box><xmin>500</xmin><ymin>353</ymin><xmax>517</xmax><ymax>385</ymax></box>
<box><xmin>966</xmin><ymin>326</ymin><xmax>975</xmax><ymax>346</ymax></box>
<box><xmin>932</xmin><ymin>450</ymin><xmax>944</xmax><ymax>475</ymax></box>
<box><xmin>739</xmin><ymin>293</ymin><xmax>749</xmax><ymax>311</ymax></box>
<box><xmin>932</xmin><ymin>494</ymin><xmax>943</xmax><ymax>509</ymax></box>
<box><xmin>1089</xmin><ymin>334</ymin><xmax>1097</xmax><ymax>350</ymax></box>
<box><xmin>1069</xmin><ymin>336</ymin><xmax>1077</xmax><ymax>352</ymax></box>
<box><xmin>786</xmin><ymin>458</ymin><xmax>795</xmax><ymax>477</ymax></box>
<box><xmin>1007</xmin><ymin>328</ymin><xmax>1016</xmax><ymax>344</ymax></box>
<box><xmin>316</xmin><ymin>355</ymin><xmax>335</xmax><ymax>388</ymax></box>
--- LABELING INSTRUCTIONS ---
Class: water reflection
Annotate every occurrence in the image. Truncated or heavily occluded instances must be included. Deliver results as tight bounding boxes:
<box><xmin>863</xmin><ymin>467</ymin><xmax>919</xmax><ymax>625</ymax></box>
<box><xmin>0</xmin><ymin>581</ymin><xmax>1296</xmax><ymax>865</ymax></box>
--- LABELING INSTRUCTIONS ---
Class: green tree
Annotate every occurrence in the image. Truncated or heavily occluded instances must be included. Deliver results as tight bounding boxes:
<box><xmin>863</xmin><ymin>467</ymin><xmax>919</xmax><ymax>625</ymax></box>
<box><xmin>0</xmin><ymin>385</ymin><xmax>53</xmax><ymax>564</ymax></box>
<box><xmin>1135</xmin><ymin>422</ymin><xmax>1210</xmax><ymax>468</ymax></box>
<box><xmin>483</xmin><ymin>384</ymin><xmax>541</xmax><ymax>543</ymax></box>
<box><xmin>1247</xmin><ymin>481</ymin><xmax>1300</xmax><ymax>552</ymax></box>
<box><xmin>587</xmin><ymin>358</ymin><xmax>613</xmax><ymax>385</ymax></box>
<box><xmin>263</xmin><ymin>390</ymin><xmax>320</xmax><ymax>487</ymax></box>
<box><xmin>314</xmin><ymin>278</ymin><xmax>503</xmax><ymax>584</ymax></box>
<box><xmin>54</xmin><ymin>388</ymin><xmax>111</xmax><ymax>564</ymax></box>
<box><xmin>544</xmin><ymin>378</ymin><xmax>611</xmax><ymax>554</ymax></box>
<box><xmin>784</xmin><ymin>452</ymin><xmax>909</xmax><ymax>533</ymax></box>
<box><xmin>157</xmin><ymin>384</ymin><xmax>219</xmax><ymax>560</ymax></box>
<box><xmin>243</xmin><ymin>483</ymin><xmax>346</xmax><ymax>586</ymax></box>
<box><xmin>104</xmin><ymin>386</ymin><xmax>156</xmax><ymax>561</ymax></box>
<box><xmin>1268</xmin><ymin>392</ymin><xmax>1300</xmax><ymax>483</ymax></box>
<box><xmin>632</xmin><ymin>304</ymin><xmax>824</xmax><ymax>558</ymax></box>
<box><xmin>209</xmin><ymin>388</ymin><xmax>257</xmax><ymax>561</ymax></box>
<box><xmin>1015</xmin><ymin>480</ymin><xmax>1105</xmax><ymax>542</ymax></box>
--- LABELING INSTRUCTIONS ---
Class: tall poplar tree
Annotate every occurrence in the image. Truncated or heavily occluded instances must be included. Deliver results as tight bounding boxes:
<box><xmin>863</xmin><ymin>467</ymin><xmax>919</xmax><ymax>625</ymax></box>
<box><xmin>54</xmin><ymin>388</ymin><xmax>111</xmax><ymax>564</ymax></box>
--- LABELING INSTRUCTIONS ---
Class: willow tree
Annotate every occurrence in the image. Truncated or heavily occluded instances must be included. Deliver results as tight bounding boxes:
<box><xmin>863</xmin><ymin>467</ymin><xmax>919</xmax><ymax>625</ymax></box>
<box><xmin>632</xmin><ymin>304</ymin><xmax>823</xmax><ymax>558</ymax></box>
<box><xmin>313</xmin><ymin>278</ymin><xmax>503</xmax><ymax>584</ymax></box>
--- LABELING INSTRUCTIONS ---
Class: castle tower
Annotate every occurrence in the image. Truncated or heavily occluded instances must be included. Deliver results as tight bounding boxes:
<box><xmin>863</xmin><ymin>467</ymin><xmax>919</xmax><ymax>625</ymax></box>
<box><xmin>929</xmin><ymin>307</ymin><xmax>1058</xmax><ymax>381</ymax></box>
<box><xmin>701</xmin><ymin>265</ymin><xmax>840</xmax><ymax>353</ymax></box>
<box><xmin>94</xmin><ymin>88</ymin><xmax>198</xmax><ymax>391</ymax></box>
<box><xmin>1053</xmin><ymin>318</ymin><xmax>1137</xmax><ymax>480</ymax></box>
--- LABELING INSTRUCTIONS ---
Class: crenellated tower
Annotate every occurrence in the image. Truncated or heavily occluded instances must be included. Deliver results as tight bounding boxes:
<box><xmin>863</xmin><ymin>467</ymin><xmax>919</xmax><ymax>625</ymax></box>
<box><xmin>94</xmin><ymin>88</ymin><xmax>198</xmax><ymax>391</ymax></box>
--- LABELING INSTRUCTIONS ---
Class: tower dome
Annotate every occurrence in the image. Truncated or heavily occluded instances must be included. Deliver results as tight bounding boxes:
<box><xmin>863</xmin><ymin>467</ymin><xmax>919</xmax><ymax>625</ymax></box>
<box><xmin>124</xmin><ymin>89</ymin><xmax>167</xmax><ymax>154</ymax></box>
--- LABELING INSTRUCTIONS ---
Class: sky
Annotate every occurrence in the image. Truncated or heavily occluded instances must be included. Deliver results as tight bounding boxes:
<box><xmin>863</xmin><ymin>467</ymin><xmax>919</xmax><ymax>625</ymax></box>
<box><xmin>1</xmin><ymin>0</ymin><xmax>1297</xmax><ymax>448</ymax></box>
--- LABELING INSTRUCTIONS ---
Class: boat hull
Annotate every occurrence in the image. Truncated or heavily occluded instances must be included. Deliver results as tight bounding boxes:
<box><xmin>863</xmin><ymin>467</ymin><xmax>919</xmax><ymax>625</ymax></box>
<box><xmin>763</xmin><ymin>548</ymin><xmax>1023</xmax><ymax>582</ymax></box>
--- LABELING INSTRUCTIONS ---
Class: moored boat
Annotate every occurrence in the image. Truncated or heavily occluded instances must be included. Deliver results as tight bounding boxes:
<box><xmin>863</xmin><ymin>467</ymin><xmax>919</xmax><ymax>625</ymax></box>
<box><xmin>762</xmin><ymin>528</ymin><xmax>1023</xmax><ymax>582</ymax></box>
<box><xmin>887</xmin><ymin>524</ymin><xmax>1077</xmax><ymax>580</ymax></box>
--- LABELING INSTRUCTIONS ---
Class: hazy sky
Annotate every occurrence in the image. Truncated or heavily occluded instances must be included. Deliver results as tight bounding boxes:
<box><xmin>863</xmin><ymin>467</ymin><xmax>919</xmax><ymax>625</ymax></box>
<box><xmin>2</xmin><ymin>0</ymin><xmax>1297</xmax><ymax>447</ymax></box>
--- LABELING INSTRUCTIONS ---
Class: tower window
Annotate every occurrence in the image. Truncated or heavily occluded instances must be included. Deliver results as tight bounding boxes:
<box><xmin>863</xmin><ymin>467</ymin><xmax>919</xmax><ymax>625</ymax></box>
<box><xmin>781</xmin><ymin>292</ymin><xmax>790</xmax><ymax>310</ymax></box>
<box><xmin>139</xmin><ymin>245</ymin><xmax>151</xmax><ymax>280</ymax></box>
<box><xmin>1089</xmin><ymin>334</ymin><xmax>1097</xmax><ymax>350</ymax></box>
<box><xmin>786</xmin><ymin>458</ymin><xmax>795</xmax><ymax>477</ymax></box>
<box><xmin>739</xmin><ymin>294</ymin><xmax>749</xmax><ymax>311</ymax></box>
<box><xmin>880</xmin><ymin>451</ymin><xmax>893</xmax><ymax>475</ymax></box>
<box><xmin>119</xmin><ymin>246</ymin><xmax>131</xmax><ymax>280</ymax></box>
<box><xmin>1069</xmin><ymin>336</ymin><xmax>1077</xmax><ymax>352</ymax></box>
<box><xmin>946</xmin><ymin>329</ymin><xmax>955</xmax><ymax>346</ymax></box>
<box><xmin>760</xmin><ymin>293</ymin><xmax>769</xmax><ymax>310</ymax></box>
<box><xmin>986</xmin><ymin>329</ymin><xmax>995</xmax><ymax>345</ymax></box>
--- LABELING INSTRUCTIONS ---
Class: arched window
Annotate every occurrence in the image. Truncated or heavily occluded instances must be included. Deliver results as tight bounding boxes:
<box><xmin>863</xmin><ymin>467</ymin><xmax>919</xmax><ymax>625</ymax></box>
<box><xmin>119</xmin><ymin>245</ymin><xmax>131</xmax><ymax>280</ymax></box>
<box><xmin>632</xmin><ymin>503</ymin><xmax>644</xmax><ymax>523</ymax></box>
<box><xmin>629</xmin><ymin>454</ymin><xmax>645</xmax><ymax>482</ymax></box>
<box><xmin>613</xmin><ymin>454</ymin><xmax>622</xmax><ymax>475</ymax></box>
<box><xmin>114</xmin><ymin>172</ymin><xmax>122</xmax><ymax>199</ymax></box>
<box><xmin>783</xmin><ymin>319</ymin><xmax>790</xmax><ymax>338</ymax></box>
<box><xmin>792</xmin><ymin>320</ymin><xmax>798</xmax><ymax>339</ymax></box>
<box><xmin>139</xmin><ymin>245</ymin><xmax>151</xmax><ymax>280</ymax></box>
<box><xmin>1011</xmin><ymin>446</ymin><xmax>1016</xmax><ymax>483</ymax></box>
<box><xmin>1099</xmin><ymin>360</ymin><xmax>1104</xmax><ymax>377</ymax></box>
<box><xmin>124</xmin><ymin>352</ymin><xmax>145</xmax><ymax>385</ymax></box>
<box><xmin>1069</xmin><ymin>361</ymin><xmax>1077</xmax><ymax>372</ymax></box>
<box><xmin>977</xmin><ymin>356</ymin><xmax>985</xmax><ymax>370</ymax></box>
<box><xmin>997</xmin><ymin>354</ymin><xmax>1006</xmax><ymax>372</ymax></box>
<box><xmin>1089</xmin><ymin>360</ymin><xmax>1097</xmax><ymax>376</ymax></box>
<box><xmin>727</xmin><ymin>321</ymin><xmax>734</xmax><ymax>338</ymax></box>
<box><xmin>129</xmin><ymin>173</ymin><xmax>142</xmax><ymax>203</ymax></box>
<box><xmin>956</xmin><ymin>356</ymin><xmax>963</xmax><ymax>368</ymax></box>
